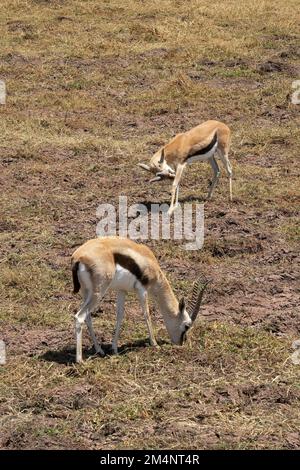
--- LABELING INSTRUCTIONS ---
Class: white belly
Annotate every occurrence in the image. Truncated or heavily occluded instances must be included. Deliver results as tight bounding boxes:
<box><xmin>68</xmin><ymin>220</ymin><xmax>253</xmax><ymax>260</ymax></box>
<box><xmin>109</xmin><ymin>264</ymin><xmax>137</xmax><ymax>291</ymax></box>
<box><xmin>186</xmin><ymin>141</ymin><xmax>218</xmax><ymax>164</ymax></box>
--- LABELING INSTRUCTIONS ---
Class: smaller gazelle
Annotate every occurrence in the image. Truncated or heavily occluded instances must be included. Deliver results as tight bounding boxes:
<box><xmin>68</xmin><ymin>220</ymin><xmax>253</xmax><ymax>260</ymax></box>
<box><xmin>72</xmin><ymin>237</ymin><xmax>208</xmax><ymax>363</ymax></box>
<box><xmin>138</xmin><ymin>120</ymin><xmax>232</xmax><ymax>215</ymax></box>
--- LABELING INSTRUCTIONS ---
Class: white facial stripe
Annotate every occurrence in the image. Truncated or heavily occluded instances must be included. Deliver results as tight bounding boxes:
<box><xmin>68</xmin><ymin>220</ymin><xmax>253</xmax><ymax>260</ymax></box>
<box><xmin>164</xmin><ymin>163</ymin><xmax>174</xmax><ymax>173</ymax></box>
<box><xmin>180</xmin><ymin>311</ymin><xmax>192</xmax><ymax>331</ymax></box>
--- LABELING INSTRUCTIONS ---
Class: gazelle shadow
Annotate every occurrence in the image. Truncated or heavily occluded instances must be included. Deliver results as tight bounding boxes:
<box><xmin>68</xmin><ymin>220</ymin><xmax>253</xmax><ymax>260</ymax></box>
<box><xmin>135</xmin><ymin>200</ymin><xmax>169</xmax><ymax>211</ymax></box>
<box><xmin>138</xmin><ymin>192</ymin><xmax>207</xmax><ymax>210</ymax></box>
<box><xmin>40</xmin><ymin>338</ymin><xmax>168</xmax><ymax>365</ymax></box>
<box><xmin>180</xmin><ymin>194</ymin><xmax>206</xmax><ymax>203</ymax></box>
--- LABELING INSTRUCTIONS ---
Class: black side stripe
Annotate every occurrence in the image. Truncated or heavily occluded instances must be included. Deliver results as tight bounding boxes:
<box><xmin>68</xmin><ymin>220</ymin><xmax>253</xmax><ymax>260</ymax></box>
<box><xmin>113</xmin><ymin>253</ymin><xmax>149</xmax><ymax>286</ymax></box>
<box><xmin>185</xmin><ymin>132</ymin><xmax>218</xmax><ymax>162</ymax></box>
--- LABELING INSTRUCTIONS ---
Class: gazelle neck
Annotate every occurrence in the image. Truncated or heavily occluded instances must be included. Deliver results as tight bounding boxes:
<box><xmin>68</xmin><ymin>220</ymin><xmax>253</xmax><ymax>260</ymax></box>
<box><xmin>152</xmin><ymin>270</ymin><xmax>178</xmax><ymax>318</ymax></box>
<box><xmin>150</xmin><ymin>270</ymin><xmax>182</xmax><ymax>343</ymax></box>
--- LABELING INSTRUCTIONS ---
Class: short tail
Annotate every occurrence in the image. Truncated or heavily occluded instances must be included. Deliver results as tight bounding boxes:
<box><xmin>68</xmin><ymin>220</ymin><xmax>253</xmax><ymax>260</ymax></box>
<box><xmin>72</xmin><ymin>261</ymin><xmax>80</xmax><ymax>294</ymax></box>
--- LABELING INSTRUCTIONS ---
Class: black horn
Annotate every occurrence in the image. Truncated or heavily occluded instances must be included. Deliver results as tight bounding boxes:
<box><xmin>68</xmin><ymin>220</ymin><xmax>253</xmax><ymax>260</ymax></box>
<box><xmin>149</xmin><ymin>175</ymin><xmax>162</xmax><ymax>183</ymax></box>
<box><xmin>189</xmin><ymin>276</ymin><xmax>210</xmax><ymax>323</ymax></box>
<box><xmin>158</xmin><ymin>148</ymin><xmax>165</xmax><ymax>164</ymax></box>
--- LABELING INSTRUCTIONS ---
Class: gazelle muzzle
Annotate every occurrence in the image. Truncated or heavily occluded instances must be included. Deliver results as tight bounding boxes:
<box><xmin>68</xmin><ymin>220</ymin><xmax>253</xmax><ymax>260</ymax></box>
<box><xmin>138</xmin><ymin>162</ymin><xmax>175</xmax><ymax>182</ymax></box>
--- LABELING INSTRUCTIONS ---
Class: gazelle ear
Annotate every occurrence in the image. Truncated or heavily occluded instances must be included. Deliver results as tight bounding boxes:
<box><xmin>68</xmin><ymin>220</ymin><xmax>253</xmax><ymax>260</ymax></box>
<box><xmin>158</xmin><ymin>148</ymin><xmax>165</xmax><ymax>164</ymax></box>
<box><xmin>179</xmin><ymin>297</ymin><xmax>186</xmax><ymax>313</ymax></box>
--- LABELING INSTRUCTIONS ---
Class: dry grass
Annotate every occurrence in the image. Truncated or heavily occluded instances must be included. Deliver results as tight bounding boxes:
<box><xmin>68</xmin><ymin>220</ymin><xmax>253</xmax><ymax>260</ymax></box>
<box><xmin>0</xmin><ymin>0</ymin><xmax>300</xmax><ymax>449</ymax></box>
<box><xmin>1</xmin><ymin>323</ymin><xmax>300</xmax><ymax>449</ymax></box>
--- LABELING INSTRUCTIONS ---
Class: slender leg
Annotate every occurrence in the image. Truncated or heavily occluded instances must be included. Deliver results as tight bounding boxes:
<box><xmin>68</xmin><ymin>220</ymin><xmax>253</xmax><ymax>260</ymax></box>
<box><xmin>217</xmin><ymin>149</ymin><xmax>233</xmax><ymax>201</ymax></box>
<box><xmin>136</xmin><ymin>286</ymin><xmax>158</xmax><ymax>347</ymax></box>
<box><xmin>168</xmin><ymin>163</ymin><xmax>185</xmax><ymax>216</ymax></box>
<box><xmin>75</xmin><ymin>303</ymin><xmax>89</xmax><ymax>364</ymax></box>
<box><xmin>75</xmin><ymin>320</ymin><xmax>83</xmax><ymax>363</ymax></box>
<box><xmin>112</xmin><ymin>290</ymin><xmax>126</xmax><ymax>354</ymax></box>
<box><xmin>75</xmin><ymin>275</ymin><xmax>112</xmax><ymax>363</ymax></box>
<box><xmin>175</xmin><ymin>184</ymin><xmax>180</xmax><ymax>206</ymax></box>
<box><xmin>169</xmin><ymin>186</ymin><xmax>177</xmax><ymax>215</ymax></box>
<box><xmin>86</xmin><ymin>312</ymin><xmax>105</xmax><ymax>357</ymax></box>
<box><xmin>207</xmin><ymin>156</ymin><xmax>220</xmax><ymax>200</ymax></box>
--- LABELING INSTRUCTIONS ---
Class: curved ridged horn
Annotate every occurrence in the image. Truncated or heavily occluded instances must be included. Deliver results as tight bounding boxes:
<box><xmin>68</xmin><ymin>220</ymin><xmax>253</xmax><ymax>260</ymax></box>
<box><xmin>149</xmin><ymin>168</ymin><xmax>175</xmax><ymax>182</ymax></box>
<box><xmin>149</xmin><ymin>175</ymin><xmax>162</xmax><ymax>183</ymax></box>
<box><xmin>189</xmin><ymin>276</ymin><xmax>210</xmax><ymax>323</ymax></box>
<box><xmin>138</xmin><ymin>163</ymin><xmax>151</xmax><ymax>172</ymax></box>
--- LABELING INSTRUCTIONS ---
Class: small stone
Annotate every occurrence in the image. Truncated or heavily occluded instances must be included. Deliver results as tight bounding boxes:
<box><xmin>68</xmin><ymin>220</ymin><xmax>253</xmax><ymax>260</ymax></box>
<box><xmin>291</xmin><ymin>350</ymin><xmax>300</xmax><ymax>365</ymax></box>
<box><xmin>292</xmin><ymin>339</ymin><xmax>300</xmax><ymax>350</ymax></box>
<box><xmin>0</xmin><ymin>340</ymin><xmax>6</xmax><ymax>365</ymax></box>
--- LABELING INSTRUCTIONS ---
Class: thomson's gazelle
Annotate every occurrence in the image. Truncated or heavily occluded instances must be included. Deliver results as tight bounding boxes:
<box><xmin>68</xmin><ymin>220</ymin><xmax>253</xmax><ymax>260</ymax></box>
<box><xmin>138</xmin><ymin>120</ymin><xmax>232</xmax><ymax>215</ymax></box>
<box><xmin>72</xmin><ymin>237</ymin><xmax>208</xmax><ymax>363</ymax></box>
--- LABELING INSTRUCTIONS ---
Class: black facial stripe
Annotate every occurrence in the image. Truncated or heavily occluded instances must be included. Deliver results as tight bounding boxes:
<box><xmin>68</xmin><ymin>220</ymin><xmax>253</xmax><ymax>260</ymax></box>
<box><xmin>113</xmin><ymin>253</ymin><xmax>149</xmax><ymax>286</ymax></box>
<box><xmin>180</xmin><ymin>331</ymin><xmax>186</xmax><ymax>344</ymax></box>
<box><xmin>185</xmin><ymin>132</ymin><xmax>218</xmax><ymax>162</ymax></box>
<box><xmin>180</xmin><ymin>325</ymin><xmax>190</xmax><ymax>344</ymax></box>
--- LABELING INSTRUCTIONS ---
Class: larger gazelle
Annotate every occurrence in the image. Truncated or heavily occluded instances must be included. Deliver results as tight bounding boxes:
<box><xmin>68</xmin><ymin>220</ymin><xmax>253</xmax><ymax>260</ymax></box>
<box><xmin>72</xmin><ymin>237</ymin><xmax>208</xmax><ymax>363</ymax></box>
<box><xmin>138</xmin><ymin>120</ymin><xmax>232</xmax><ymax>215</ymax></box>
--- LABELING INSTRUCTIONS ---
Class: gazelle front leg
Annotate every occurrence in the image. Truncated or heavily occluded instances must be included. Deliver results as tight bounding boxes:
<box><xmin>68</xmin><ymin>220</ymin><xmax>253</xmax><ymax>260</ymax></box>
<box><xmin>175</xmin><ymin>184</ymin><xmax>180</xmax><ymax>206</ymax></box>
<box><xmin>136</xmin><ymin>285</ymin><xmax>158</xmax><ymax>347</ymax></box>
<box><xmin>111</xmin><ymin>290</ymin><xmax>126</xmax><ymax>354</ymax></box>
<box><xmin>217</xmin><ymin>149</ymin><xmax>233</xmax><ymax>201</ymax></box>
<box><xmin>207</xmin><ymin>156</ymin><xmax>220</xmax><ymax>200</ymax></box>
<box><xmin>168</xmin><ymin>163</ymin><xmax>185</xmax><ymax>216</ymax></box>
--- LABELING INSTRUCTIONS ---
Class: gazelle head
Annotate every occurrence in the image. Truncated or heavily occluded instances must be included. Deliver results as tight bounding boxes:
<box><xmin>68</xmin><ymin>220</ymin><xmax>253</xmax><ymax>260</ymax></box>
<box><xmin>168</xmin><ymin>277</ymin><xmax>209</xmax><ymax>345</ymax></box>
<box><xmin>138</xmin><ymin>148</ymin><xmax>175</xmax><ymax>182</ymax></box>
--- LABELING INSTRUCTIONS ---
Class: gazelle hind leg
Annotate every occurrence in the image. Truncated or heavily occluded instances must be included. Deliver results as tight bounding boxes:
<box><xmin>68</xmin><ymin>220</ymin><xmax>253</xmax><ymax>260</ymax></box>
<box><xmin>111</xmin><ymin>290</ymin><xmax>126</xmax><ymax>354</ymax></box>
<box><xmin>79</xmin><ymin>282</ymin><xmax>104</xmax><ymax>356</ymax></box>
<box><xmin>75</xmin><ymin>273</ymin><xmax>94</xmax><ymax>363</ymax></box>
<box><xmin>207</xmin><ymin>156</ymin><xmax>220</xmax><ymax>200</ymax></box>
<box><xmin>76</xmin><ymin>295</ymin><xmax>106</xmax><ymax>362</ymax></box>
<box><xmin>136</xmin><ymin>285</ymin><xmax>157</xmax><ymax>347</ymax></box>
<box><xmin>217</xmin><ymin>149</ymin><xmax>233</xmax><ymax>201</ymax></box>
<box><xmin>75</xmin><ymin>299</ymin><xmax>92</xmax><ymax>364</ymax></box>
<box><xmin>84</xmin><ymin>279</ymin><xmax>112</xmax><ymax>356</ymax></box>
<box><xmin>75</xmin><ymin>263</ymin><xmax>112</xmax><ymax>362</ymax></box>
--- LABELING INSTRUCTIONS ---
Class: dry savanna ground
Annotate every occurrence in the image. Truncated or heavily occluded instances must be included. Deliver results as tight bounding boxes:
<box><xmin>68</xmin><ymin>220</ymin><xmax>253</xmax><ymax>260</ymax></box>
<box><xmin>0</xmin><ymin>0</ymin><xmax>300</xmax><ymax>450</ymax></box>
